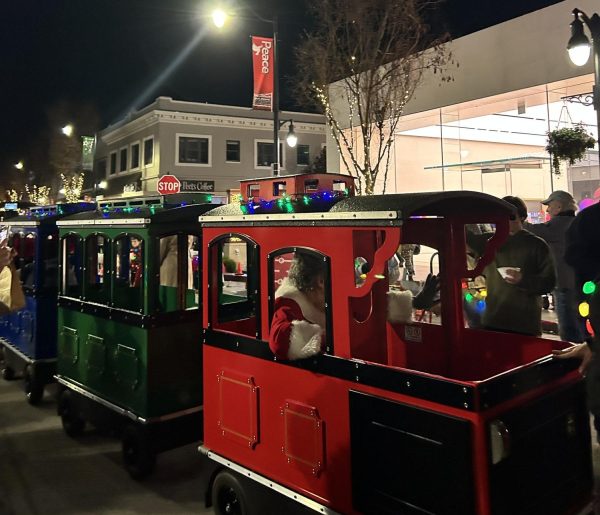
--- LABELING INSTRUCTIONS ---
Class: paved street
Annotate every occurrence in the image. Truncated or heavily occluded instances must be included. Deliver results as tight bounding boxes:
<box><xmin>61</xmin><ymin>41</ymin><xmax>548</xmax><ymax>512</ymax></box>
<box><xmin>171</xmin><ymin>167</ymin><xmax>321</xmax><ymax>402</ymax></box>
<box><xmin>0</xmin><ymin>379</ymin><xmax>210</xmax><ymax>515</ymax></box>
<box><xmin>2</xmin><ymin>369</ymin><xmax>600</xmax><ymax>514</ymax></box>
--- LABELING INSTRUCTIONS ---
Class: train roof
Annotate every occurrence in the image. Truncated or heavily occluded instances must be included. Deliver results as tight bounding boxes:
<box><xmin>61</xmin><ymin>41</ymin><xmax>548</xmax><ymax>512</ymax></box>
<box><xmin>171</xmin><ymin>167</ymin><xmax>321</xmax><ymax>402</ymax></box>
<box><xmin>199</xmin><ymin>190</ymin><xmax>515</xmax><ymax>225</ymax></box>
<box><xmin>56</xmin><ymin>197</ymin><xmax>216</xmax><ymax>228</ymax></box>
<box><xmin>4</xmin><ymin>202</ymin><xmax>96</xmax><ymax>227</ymax></box>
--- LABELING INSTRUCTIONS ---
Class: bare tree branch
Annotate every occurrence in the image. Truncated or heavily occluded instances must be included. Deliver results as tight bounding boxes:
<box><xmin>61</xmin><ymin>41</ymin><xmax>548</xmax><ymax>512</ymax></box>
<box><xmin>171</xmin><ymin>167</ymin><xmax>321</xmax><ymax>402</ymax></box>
<box><xmin>295</xmin><ymin>0</ymin><xmax>456</xmax><ymax>194</ymax></box>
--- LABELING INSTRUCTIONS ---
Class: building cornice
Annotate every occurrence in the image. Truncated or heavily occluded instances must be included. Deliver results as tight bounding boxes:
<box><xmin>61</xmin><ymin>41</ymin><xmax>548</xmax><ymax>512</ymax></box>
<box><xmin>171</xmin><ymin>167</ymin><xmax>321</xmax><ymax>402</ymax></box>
<box><xmin>101</xmin><ymin>112</ymin><xmax>160</xmax><ymax>145</ymax></box>
<box><xmin>101</xmin><ymin>109</ymin><xmax>326</xmax><ymax>145</ymax></box>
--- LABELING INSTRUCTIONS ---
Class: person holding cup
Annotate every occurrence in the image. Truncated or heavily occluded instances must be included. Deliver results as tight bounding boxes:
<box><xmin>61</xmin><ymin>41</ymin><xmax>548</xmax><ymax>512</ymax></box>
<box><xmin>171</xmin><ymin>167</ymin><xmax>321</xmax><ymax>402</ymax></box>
<box><xmin>467</xmin><ymin>196</ymin><xmax>555</xmax><ymax>336</ymax></box>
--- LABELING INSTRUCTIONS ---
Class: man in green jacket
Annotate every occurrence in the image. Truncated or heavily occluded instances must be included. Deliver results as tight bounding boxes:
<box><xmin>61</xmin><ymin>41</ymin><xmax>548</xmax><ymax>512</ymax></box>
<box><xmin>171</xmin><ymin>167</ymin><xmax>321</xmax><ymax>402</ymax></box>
<box><xmin>468</xmin><ymin>196</ymin><xmax>556</xmax><ymax>336</ymax></box>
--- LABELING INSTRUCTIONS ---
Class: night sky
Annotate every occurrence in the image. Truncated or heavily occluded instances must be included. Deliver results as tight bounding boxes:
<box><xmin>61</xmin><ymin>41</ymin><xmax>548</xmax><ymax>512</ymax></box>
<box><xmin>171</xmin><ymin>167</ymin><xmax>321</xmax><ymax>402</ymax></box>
<box><xmin>1</xmin><ymin>0</ymin><xmax>563</xmax><ymax>182</ymax></box>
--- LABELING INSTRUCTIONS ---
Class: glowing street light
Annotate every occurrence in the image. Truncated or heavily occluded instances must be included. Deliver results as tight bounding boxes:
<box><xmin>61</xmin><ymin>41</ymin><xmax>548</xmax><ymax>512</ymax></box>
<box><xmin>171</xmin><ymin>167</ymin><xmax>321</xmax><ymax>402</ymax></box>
<box><xmin>14</xmin><ymin>161</ymin><xmax>24</xmax><ymax>170</ymax></box>
<box><xmin>210</xmin><ymin>7</ymin><xmax>297</xmax><ymax>176</ymax></box>
<box><xmin>567</xmin><ymin>9</ymin><xmax>600</xmax><ymax>175</ymax></box>
<box><xmin>211</xmin><ymin>9</ymin><xmax>227</xmax><ymax>29</ymax></box>
<box><xmin>283</xmin><ymin>120</ymin><xmax>297</xmax><ymax>148</ymax></box>
<box><xmin>61</xmin><ymin>124</ymin><xmax>74</xmax><ymax>137</ymax></box>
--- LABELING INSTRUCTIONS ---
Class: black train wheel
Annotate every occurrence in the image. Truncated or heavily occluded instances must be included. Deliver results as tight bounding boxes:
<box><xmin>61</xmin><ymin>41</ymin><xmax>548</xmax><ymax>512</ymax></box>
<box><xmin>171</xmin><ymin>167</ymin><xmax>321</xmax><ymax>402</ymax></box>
<box><xmin>212</xmin><ymin>470</ymin><xmax>251</xmax><ymax>515</ymax></box>
<box><xmin>24</xmin><ymin>365</ymin><xmax>44</xmax><ymax>405</ymax></box>
<box><xmin>58</xmin><ymin>389</ymin><xmax>85</xmax><ymax>437</ymax></box>
<box><xmin>122</xmin><ymin>424</ymin><xmax>156</xmax><ymax>481</ymax></box>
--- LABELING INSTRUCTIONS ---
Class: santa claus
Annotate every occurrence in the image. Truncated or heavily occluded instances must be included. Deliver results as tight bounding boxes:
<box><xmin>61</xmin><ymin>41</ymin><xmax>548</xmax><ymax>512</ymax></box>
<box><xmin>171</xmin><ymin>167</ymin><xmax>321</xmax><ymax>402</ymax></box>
<box><xmin>269</xmin><ymin>253</ymin><xmax>327</xmax><ymax>360</ymax></box>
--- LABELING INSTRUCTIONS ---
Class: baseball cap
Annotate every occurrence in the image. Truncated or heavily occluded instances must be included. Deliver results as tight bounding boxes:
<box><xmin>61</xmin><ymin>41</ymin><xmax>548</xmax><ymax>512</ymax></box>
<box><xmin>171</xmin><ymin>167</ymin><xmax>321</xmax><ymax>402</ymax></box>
<box><xmin>502</xmin><ymin>196</ymin><xmax>528</xmax><ymax>219</ymax></box>
<box><xmin>541</xmin><ymin>190</ymin><xmax>575</xmax><ymax>205</ymax></box>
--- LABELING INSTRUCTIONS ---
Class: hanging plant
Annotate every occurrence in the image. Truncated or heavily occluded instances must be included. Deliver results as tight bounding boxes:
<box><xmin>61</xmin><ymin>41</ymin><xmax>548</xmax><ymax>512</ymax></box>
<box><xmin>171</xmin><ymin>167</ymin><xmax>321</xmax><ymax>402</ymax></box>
<box><xmin>546</xmin><ymin>124</ymin><xmax>596</xmax><ymax>175</ymax></box>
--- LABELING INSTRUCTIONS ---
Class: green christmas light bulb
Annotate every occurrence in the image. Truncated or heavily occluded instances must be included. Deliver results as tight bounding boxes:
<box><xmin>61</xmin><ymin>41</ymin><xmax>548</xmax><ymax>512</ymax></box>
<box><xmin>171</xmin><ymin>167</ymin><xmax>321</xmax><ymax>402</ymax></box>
<box><xmin>583</xmin><ymin>281</ymin><xmax>597</xmax><ymax>295</ymax></box>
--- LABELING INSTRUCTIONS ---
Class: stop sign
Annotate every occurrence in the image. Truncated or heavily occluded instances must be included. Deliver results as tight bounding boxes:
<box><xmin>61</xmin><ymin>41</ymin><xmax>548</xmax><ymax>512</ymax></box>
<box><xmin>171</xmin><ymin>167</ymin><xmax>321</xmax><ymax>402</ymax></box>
<box><xmin>157</xmin><ymin>175</ymin><xmax>181</xmax><ymax>195</ymax></box>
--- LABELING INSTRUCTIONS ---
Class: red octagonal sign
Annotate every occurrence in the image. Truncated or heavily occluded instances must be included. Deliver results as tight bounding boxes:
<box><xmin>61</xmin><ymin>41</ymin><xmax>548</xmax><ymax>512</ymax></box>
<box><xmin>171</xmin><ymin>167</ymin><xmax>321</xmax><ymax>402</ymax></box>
<box><xmin>157</xmin><ymin>174</ymin><xmax>181</xmax><ymax>195</ymax></box>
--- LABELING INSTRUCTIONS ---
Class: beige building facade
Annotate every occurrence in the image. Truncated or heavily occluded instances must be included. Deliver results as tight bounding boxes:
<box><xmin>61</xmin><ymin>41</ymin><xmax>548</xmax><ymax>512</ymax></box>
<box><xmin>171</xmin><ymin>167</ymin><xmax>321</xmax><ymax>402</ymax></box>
<box><xmin>94</xmin><ymin>97</ymin><xmax>326</xmax><ymax>201</ymax></box>
<box><xmin>328</xmin><ymin>0</ymin><xmax>600</xmax><ymax>218</ymax></box>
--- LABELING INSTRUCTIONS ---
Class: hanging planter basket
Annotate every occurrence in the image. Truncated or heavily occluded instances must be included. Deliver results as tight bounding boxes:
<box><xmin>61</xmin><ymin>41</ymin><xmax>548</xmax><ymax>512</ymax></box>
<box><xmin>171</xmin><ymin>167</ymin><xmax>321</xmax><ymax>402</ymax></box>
<box><xmin>546</xmin><ymin>124</ymin><xmax>596</xmax><ymax>175</ymax></box>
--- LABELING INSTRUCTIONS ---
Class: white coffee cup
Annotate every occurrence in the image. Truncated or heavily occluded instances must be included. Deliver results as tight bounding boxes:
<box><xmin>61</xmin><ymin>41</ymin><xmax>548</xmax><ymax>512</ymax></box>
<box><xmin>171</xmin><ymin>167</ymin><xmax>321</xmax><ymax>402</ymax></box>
<box><xmin>497</xmin><ymin>267</ymin><xmax>521</xmax><ymax>280</ymax></box>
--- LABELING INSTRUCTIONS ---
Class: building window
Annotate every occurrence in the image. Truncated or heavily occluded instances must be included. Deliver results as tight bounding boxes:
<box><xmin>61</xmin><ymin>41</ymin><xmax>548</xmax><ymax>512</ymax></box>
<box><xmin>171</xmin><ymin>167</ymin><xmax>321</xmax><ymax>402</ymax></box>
<box><xmin>97</xmin><ymin>158</ymin><xmax>107</xmax><ymax>179</ymax></box>
<box><xmin>226</xmin><ymin>140</ymin><xmax>240</xmax><ymax>162</ymax></box>
<box><xmin>130</xmin><ymin>143</ymin><xmax>140</xmax><ymax>169</ymax></box>
<box><xmin>120</xmin><ymin>147</ymin><xmax>128</xmax><ymax>172</ymax></box>
<box><xmin>256</xmin><ymin>141</ymin><xmax>283</xmax><ymax>168</ymax></box>
<box><xmin>144</xmin><ymin>137</ymin><xmax>154</xmax><ymax>166</ymax></box>
<box><xmin>178</xmin><ymin>136</ymin><xmax>210</xmax><ymax>165</ymax></box>
<box><xmin>110</xmin><ymin>152</ymin><xmax>117</xmax><ymax>175</ymax></box>
<box><xmin>297</xmin><ymin>144</ymin><xmax>310</xmax><ymax>166</ymax></box>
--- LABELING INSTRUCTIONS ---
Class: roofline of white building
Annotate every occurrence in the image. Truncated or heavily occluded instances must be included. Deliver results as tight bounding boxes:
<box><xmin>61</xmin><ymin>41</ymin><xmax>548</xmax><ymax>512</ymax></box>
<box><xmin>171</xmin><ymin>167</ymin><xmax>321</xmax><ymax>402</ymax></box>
<box><xmin>99</xmin><ymin>96</ymin><xmax>325</xmax><ymax>140</ymax></box>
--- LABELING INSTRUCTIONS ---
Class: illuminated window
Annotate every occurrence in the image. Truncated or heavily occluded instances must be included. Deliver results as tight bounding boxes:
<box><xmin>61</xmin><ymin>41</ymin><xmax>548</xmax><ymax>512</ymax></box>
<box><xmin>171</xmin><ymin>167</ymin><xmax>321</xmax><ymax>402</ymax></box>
<box><xmin>60</xmin><ymin>234</ymin><xmax>83</xmax><ymax>298</ymax></box>
<box><xmin>297</xmin><ymin>144</ymin><xmax>310</xmax><ymax>166</ymax></box>
<box><xmin>113</xmin><ymin>234</ymin><xmax>144</xmax><ymax>311</ymax></box>
<box><xmin>84</xmin><ymin>234</ymin><xmax>109</xmax><ymax>304</ymax></box>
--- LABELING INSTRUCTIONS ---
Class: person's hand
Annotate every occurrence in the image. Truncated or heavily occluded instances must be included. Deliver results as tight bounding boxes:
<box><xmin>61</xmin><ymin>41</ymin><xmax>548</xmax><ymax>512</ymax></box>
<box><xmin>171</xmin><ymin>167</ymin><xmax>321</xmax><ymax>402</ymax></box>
<box><xmin>552</xmin><ymin>343</ymin><xmax>593</xmax><ymax>375</ymax></box>
<box><xmin>503</xmin><ymin>268</ymin><xmax>522</xmax><ymax>285</ymax></box>
<box><xmin>413</xmin><ymin>273</ymin><xmax>440</xmax><ymax>310</ymax></box>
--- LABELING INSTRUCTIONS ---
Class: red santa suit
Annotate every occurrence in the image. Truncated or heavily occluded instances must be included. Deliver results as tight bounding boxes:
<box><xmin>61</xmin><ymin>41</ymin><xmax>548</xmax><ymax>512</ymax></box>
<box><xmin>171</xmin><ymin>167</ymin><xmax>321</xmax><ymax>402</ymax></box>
<box><xmin>269</xmin><ymin>278</ymin><xmax>326</xmax><ymax>360</ymax></box>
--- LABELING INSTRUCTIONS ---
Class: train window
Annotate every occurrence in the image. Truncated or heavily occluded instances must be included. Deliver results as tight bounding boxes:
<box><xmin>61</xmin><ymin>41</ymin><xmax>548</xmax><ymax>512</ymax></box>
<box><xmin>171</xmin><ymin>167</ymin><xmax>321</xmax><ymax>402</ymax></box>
<box><xmin>210</xmin><ymin>235</ymin><xmax>259</xmax><ymax>338</ymax></box>
<box><xmin>464</xmin><ymin>225</ymin><xmax>495</xmax><ymax>329</ymax></box>
<box><xmin>400</xmin><ymin>244</ymin><xmax>441</xmax><ymax>325</ymax></box>
<box><xmin>18</xmin><ymin>232</ymin><xmax>37</xmax><ymax>291</ymax></box>
<box><xmin>113</xmin><ymin>234</ymin><xmax>143</xmax><ymax>312</ymax></box>
<box><xmin>354</xmin><ymin>243</ymin><xmax>442</xmax><ymax>325</ymax></box>
<box><xmin>84</xmin><ymin>234</ymin><xmax>109</xmax><ymax>304</ymax></box>
<box><xmin>268</xmin><ymin>249</ymin><xmax>332</xmax><ymax>356</ymax></box>
<box><xmin>60</xmin><ymin>234</ymin><xmax>83</xmax><ymax>298</ymax></box>
<box><xmin>304</xmin><ymin>179</ymin><xmax>319</xmax><ymax>192</ymax></box>
<box><xmin>333</xmin><ymin>180</ymin><xmax>347</xmax><ymax>191</ymax></box>
<box><xmin>157</xmin><ymin>234</ymin><xmax>200</xmax><ymax>312</ymax></box>
<box><xmin>41</xmin><ymin>233</ymin><xmax>59</xmax><ymax>290</ymax></box>
<box><xmin>186</xmin><ymin>235</ymin><xmax>200</xmax><ymax>309</ymax></box>
<box><xmin>273</xmin><ymin>181</ymin><xmax>287</xmax><ymax>197</ymax></box>
<box><xmin>247</xmin><ymin>184</ymin><xmax>260</xmax><ymax>198</ymax></box>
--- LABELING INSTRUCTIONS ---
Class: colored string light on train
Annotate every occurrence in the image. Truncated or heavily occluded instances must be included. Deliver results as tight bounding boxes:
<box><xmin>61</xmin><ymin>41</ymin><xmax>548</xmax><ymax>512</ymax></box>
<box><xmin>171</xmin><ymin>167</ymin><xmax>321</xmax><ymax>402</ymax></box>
<box><xmin>240</xmin><ymin>190</ymin><xmax>349</xmax><ymax>215</ymax></box>
<box><xmin>579</xmin><ymin>280</ymin><xmax>597</xmax><ymax>337</ymax></box>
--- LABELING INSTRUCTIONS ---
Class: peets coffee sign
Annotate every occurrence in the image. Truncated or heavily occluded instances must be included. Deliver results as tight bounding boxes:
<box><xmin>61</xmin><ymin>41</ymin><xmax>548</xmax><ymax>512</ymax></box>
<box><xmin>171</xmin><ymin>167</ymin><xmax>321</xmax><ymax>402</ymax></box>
<box><xmin>180</xmin><ymin>179</ymin><xmax>215</xmax><ymax>192</ymax></box>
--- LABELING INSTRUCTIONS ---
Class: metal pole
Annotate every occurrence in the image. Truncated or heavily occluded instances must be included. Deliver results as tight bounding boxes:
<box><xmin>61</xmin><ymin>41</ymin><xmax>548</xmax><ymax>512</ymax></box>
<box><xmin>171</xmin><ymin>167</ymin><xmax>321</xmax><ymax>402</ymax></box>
<box><xmin>545</xmin><ymin>85</ymin><xmax>554</xmax><ymax>191</ymax></box>
<box><xmin>592</xmin><ymin>26</ymin><xmax>600</xmax><ymax>178</ymax></box>
<box><xmin>272</xmin><ymin>14</ymin><xmax>280</xmax><ymax>177</ymax></box>
<box><xmin>580</xmin><ymin>11</ymin><xmax>600</xmax><ymax>177</ymax></box>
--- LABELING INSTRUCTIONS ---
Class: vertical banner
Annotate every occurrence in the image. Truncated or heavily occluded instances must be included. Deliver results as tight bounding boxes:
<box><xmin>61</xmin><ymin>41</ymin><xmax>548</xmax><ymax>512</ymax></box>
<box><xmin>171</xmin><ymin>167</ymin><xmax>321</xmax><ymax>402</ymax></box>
<box><xmin>81</xmin><ymin>136</ymin><xmax>95</xmax><ymax>171</ymax></box>
<box><xmin>252</xmin><ymin>36</ymin><xmax>274</xmax><ymax>111</ymax></box>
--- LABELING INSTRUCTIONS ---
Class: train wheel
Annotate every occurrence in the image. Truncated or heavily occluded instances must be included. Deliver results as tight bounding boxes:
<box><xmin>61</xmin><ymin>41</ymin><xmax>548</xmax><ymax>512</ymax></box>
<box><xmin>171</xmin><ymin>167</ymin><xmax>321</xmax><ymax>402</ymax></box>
<box><xmin>58</xmin><ymin>390</ymin><xmax>85</xmax><ymax>437</ymax></box>
<box><xmin>122</xmin><ymin>424</ymin><xmax>156</xmax><ymax>481</ymax></box>
<box><xmin>212</xmin><ymin>470</ymin><xmax>250</xmax><ymax>515</ymax></box>
<box><xmin>2</xmin><ymin>366</ymin><xmax>15</xmax><ymax>381</ymax></box>
<box><xmin>24</xmin><ymin>365</ymin><xmax>44</xmax><ymax>405</ymax></box>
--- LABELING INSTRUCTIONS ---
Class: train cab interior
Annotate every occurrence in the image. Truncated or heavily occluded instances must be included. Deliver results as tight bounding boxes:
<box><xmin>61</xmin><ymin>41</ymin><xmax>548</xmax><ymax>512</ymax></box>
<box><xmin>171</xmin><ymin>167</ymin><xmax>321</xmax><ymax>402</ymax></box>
<box><xmin>205</xmin><ymin>190</ymin><xmax>574</xmax><ymax>385</ymax></box>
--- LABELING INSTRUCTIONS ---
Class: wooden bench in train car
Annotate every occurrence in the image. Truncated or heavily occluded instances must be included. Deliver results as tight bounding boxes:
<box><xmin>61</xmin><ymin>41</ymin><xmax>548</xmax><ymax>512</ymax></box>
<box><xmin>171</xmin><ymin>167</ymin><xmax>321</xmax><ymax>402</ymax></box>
<box><xmin>198</xmin><ymin>186</ymin><xmax>593</xmax><ymax>515</ymax></box>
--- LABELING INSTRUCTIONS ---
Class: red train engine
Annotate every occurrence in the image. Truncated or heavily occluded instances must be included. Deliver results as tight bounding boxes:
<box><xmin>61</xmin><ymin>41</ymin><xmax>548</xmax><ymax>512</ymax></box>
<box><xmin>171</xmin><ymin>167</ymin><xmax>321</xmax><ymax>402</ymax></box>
<box><xmin>198</xmin><ymin>173</ymin><xmax>592</xmax><ymax>515</ymax></box>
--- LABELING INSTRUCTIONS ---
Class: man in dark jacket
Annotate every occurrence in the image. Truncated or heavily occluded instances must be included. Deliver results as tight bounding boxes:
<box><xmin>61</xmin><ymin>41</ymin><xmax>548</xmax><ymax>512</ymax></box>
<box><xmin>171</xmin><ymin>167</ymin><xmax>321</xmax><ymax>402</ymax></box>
<box><xmin>468</xmin><ymin>196</ymin><xmax>556</xmax><ymax>336</ymax></box>
<box><xmin>557</xmin><ymin>202</ymin><xmax>600</xmax><ymax>424</ymax></box>
<box><xmin>526</xmin><ymin>190</ymin><xmax>584</xmax><ymax>342</ymax></box>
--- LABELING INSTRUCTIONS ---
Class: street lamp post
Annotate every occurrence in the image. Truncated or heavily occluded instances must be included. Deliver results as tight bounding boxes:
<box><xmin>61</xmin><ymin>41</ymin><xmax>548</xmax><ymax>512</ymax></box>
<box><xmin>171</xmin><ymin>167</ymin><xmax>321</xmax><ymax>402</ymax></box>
<box><xmin>211</xmin><ymin>9</ymin><xmax>296</xmax><ymax>177</ymax></box>
<box><xmin>568</xmin><ymin>8</ymin><xmax>600</xmax><ymax>172</ymax></box>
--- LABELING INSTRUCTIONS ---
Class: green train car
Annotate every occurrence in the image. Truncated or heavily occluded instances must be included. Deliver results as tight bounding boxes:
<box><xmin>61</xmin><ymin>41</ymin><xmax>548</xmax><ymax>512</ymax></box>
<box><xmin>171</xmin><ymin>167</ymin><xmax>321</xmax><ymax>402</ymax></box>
<box><xmin>55</xmin><ymin>196</ymin><xmax>213</xmax><ymax>479</ymax></box>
